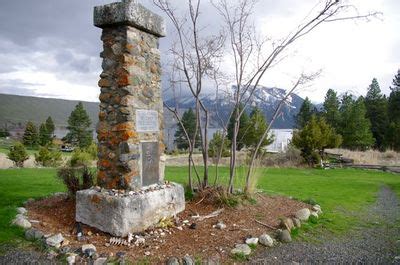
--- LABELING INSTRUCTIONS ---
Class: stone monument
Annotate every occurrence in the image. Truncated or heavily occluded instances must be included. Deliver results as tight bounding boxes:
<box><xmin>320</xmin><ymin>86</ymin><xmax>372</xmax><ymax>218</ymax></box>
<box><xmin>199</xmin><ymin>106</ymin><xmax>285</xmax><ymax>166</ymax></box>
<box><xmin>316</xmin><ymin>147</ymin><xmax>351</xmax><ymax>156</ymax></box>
<box><xmin>75</xmin><ymin>0</ymin><xmax>185</xmax><ymax>237</ymax></box>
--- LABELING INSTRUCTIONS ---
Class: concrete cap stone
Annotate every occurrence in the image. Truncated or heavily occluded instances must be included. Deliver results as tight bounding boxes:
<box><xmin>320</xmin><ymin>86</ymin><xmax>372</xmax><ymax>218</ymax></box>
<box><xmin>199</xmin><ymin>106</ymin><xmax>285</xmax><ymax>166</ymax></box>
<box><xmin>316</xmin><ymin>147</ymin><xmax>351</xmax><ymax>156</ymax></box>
<box><xmin>94</xmin><ymin>0</ymin><xmax>166</xmax><ymax>37</ymax></box>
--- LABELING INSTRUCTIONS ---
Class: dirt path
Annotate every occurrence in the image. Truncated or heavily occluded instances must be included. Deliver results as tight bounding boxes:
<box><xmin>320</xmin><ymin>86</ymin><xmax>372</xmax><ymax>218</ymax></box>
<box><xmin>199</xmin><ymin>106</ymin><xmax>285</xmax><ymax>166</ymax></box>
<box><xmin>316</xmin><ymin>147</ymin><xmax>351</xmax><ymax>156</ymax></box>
<box><xmin>251</xmin><ymin>186</ymin><xmax>400</xmax><ymax>264</ymax></box>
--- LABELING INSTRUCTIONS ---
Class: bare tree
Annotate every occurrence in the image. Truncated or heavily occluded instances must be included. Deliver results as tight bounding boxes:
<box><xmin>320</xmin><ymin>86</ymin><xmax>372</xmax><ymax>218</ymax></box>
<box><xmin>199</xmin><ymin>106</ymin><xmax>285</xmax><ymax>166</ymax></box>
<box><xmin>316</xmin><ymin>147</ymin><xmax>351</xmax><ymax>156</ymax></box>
<box><xmin>212</xmin><ymin>0</ymin><xmax>380</xmax><ymax>193</ymax></box>
<box><xmin>154</xmin><ymin>0</ymin><xmax>225</xmax><ymax>188</ymax></box>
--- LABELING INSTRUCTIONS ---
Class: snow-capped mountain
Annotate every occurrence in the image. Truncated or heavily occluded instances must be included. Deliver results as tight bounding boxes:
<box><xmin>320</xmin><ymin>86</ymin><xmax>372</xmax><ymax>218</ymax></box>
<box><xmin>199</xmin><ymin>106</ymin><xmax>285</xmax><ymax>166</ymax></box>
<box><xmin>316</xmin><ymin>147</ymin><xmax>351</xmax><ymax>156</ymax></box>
<box><xmin>164</xmin><ymin>86</ymin><xmax>304</xmax><ymax>129</ymax></box>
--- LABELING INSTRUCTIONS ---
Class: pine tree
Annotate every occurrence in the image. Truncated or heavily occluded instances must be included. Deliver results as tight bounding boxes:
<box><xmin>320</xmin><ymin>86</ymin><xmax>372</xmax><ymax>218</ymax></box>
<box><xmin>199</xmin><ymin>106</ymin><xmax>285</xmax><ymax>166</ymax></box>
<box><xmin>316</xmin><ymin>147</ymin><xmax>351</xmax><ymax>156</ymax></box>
<box><xmin>340</xmin><ymin>96</ymin><xmax>374</xmax><ymax>150</ymax></box>
<box><xmin>22</xmin><ymin>121</ymin><xmax>39</xmax><ymax>148</ymax></box>
<box><xmin>245</xmin><ymin>107</ymin><xmax>274</xmax><ymax>149</ymax></box>
<box><xmin>227</xmin><ymin>104</ymin><xmax>250</xmax><ymax>150</ymax></box>
<box><xmin>208</xmin><ymin>131</ymin><xmax>231</xmax><ymax>158</ymax></box>
<box><xmin>45</xmin><ymin>116</ymin><xmax>55</xmax><ymax>138</ymax></box>
<box><xmin>322</xmin><ymin>89</ymin><xmax>340</xmax><ymax>129</ymax></box>
<box><xmin>39</xmin><ymin>123</ymin><xmax>51</xmax><ymax>146</ymax></box>
<box><xmin>292</xmin><ymin>115</ymin><xmax>342</xmax><ymax>166</ymax></box>
<box><xmin>8</xmin><ymin>142</ymin><xmax>29</xmax><ymax>167</ymax></box>
<box><xmin>295</xmin><ymin>97</ymin><xmax>317</xmax><ymax>129</ymax></box>
<box><xmin>387</xmin><ymin>69</ymin><xmax>400</xmax><ymax>151</ymax></box>
<box><xmin>174</xmin><ymin>108</ymin><xmax>200</xmax><ymax>150</ymax></box>
<box><xmin>64</xmin><ymin>102</ymin><xmax>93</xmax><ymax>148</ymax></box>
<box><xmin>390</xmin><ymin>69</ymin><xmax>400</xmax><ymax>92</ymax></box>
<box><xmin>365</xmin><ymin>78</ymin><xmax>389</xmax><ymax>150</ymax></box>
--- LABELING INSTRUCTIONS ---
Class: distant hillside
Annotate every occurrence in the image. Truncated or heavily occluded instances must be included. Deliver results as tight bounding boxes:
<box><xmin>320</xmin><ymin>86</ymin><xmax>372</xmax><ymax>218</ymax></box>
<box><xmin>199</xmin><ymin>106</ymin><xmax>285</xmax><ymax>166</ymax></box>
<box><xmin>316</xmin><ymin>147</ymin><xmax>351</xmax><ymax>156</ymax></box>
<box><xmin>0</xmin><ymin>94</ymin><xmax>99</xmax><ymax>129</ymax></box>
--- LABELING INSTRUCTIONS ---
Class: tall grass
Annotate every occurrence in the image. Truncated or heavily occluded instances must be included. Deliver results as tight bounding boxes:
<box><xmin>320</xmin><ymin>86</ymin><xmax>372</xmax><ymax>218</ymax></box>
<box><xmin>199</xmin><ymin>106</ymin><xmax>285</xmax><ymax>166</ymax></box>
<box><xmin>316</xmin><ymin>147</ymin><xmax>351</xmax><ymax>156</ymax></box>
<box><xmin>328</xmin><ymin>148</ymin><xmax>400</xmax><ymax>166</ymax></box>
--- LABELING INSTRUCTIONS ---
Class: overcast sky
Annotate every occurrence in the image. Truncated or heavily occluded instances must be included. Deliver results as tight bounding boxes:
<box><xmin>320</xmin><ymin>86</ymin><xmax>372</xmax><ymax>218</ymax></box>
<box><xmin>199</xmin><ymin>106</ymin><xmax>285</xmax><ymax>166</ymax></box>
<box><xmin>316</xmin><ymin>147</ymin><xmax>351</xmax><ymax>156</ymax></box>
<box><xmin>0</xmin><ymin>0</ymin><xmax>398</xmax><ymax>103</ymax></box>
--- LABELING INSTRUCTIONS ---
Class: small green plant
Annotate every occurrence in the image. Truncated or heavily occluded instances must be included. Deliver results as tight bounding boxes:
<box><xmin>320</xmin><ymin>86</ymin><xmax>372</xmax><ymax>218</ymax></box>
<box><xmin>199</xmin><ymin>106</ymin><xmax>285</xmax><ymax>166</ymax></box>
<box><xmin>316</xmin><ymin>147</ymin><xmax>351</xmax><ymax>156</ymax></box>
<box><xmin>184</xmin><ymin>187</ymin><xmax>194</xmax><ymax>201</ymax></box>
<box><xmin>309</xmin><ymin>215</ymin><xmax>319</xmax><ymax>224</ymax></box>
<box><xmin>7</xmin><ymin>142</ymin><xmax>29</xmax><ymax>167</ymax></box>
<box><xmin>208</xmin><ymin>131</ymin><xmax>231</xmax><ymax>159</ymax></box>
<box><xmin>248</xmin><ymin>243</ymin><xmax>257</xmax><ymax>250</ymax></box>
<box><xmin>85</xmin><ymin>142</ymin><xmax>98</xmax><ymax>160</ymax></box>
<box><xmin>35</xmin><ymin>146</ymin><xmax>62</xmax><ymax>167</ymax></box>
<box><xmin>232</xmin><ymin>252</ymin><xmax>248</xmax><ymax>262</ymax></box>
<box><xmin>56</xmin><ymin>166</ymin><xmax>95</xmax><ymax>197</ymax></box>
<box><xmin>290</xmin><ymin>227</ymin><xmax>300</xmax><ymax>238</ymax></box>
<box><xmin>69</xmin><ymin>148</ymin><xmax>93</xmax><ymax>167</ymax></box>
<box><xmin>219</xmin><ymin>194</ymin><xmax>239</xmax><ymax>208</ymax></box>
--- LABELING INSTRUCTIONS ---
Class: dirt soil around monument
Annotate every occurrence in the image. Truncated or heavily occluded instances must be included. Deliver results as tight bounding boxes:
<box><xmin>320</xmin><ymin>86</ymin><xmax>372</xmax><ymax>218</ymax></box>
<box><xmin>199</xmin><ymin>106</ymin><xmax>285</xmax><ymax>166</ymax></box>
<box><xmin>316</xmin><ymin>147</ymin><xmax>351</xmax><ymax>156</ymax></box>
<box><xmin>26</xmin><ymin>192</ymin><xmax>310</xmax><ymax>263</ymax></box>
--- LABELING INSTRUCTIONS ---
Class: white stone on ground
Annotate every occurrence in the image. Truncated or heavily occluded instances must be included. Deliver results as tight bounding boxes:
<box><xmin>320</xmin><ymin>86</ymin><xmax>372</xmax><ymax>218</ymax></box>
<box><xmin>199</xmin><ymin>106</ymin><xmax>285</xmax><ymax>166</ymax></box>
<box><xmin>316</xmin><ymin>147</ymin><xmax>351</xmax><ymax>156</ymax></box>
<box><xmin>259</xmin><ymin>234</ymin><xmax>274</xmax><ymax>247</ymax></box>
<box><xmin>278</xmin><ymin>229</ymin><xmax>292</xmax><ymax>243</ymax></box>
<box><xmin>66</xmin><ymin>255</ymin><xmax>76</xmax><ymax>265</ymax></box>
<box><xmin>46</xmin><ymin>233</ymin><xmax>64</xmax><ymax>248</ymax></box>
<box><xmin>295</xmin><ymin>208</ymin><xmax>311</xmax><ymax>221</ymax></box>
<box><xmin>311</xmin><ymin>211</ymin><xmax>319</xmax><ymax>218</ymax></box>
<box><xmin>245</xmin><ymin>237</ymin><xmax>259</xmax><ymax>245</ymax></box>
<box><xmin>12</xmin><ymin>216</ymin><xmax>31</xmax><ymax>229</ymax></box>
<box><xmin>214</xmin><ymin>221</ymin><xmax>226</xmax><ymax>230</ymax></box>
<box><xmin>17</xmin><ymin>207</ymin><xmax>27</xmax><ymax>215</ymax></box>
<box><xmin>231</xmin><ymin>244</ymin><xmax>251</xmax><ymax>256</ymax></box>
<box><xmin>82</xmin><ymin>244</ymin><xmax>97</xmax><ymax>253</ymax></box>
<box><xmin>312</xmin><ymin>205</ymin><xmax>323</xmax><ymax>214</ymax></box>
<box><xmin>93</xmin><ymin>257</ymin><xmax>108</xmax><ymax>265</ymax></box>
<box><xmin>292</xmin><ymin>218</ymin><xmax>301</xmax><ymax>228</ymax></box>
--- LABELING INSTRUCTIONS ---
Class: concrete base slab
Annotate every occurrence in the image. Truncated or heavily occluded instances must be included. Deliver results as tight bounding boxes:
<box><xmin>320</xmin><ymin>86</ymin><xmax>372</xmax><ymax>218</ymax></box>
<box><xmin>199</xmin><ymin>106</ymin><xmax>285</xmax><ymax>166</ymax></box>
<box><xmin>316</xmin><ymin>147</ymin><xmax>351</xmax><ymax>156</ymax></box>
<box><xmin>76</xmin><ymin>183</ymin><xmax>185</xmax><ymax>237</ymax></box>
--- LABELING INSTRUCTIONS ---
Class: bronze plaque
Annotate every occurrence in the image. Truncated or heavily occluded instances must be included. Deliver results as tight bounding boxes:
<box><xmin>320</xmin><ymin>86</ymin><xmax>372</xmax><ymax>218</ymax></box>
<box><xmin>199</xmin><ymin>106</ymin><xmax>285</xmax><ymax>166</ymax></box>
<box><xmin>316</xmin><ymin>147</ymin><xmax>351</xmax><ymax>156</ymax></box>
<box><xmin>141</xmin><ymin>142</ymin><xmax>159</xmax><ymax>186</ymax></box>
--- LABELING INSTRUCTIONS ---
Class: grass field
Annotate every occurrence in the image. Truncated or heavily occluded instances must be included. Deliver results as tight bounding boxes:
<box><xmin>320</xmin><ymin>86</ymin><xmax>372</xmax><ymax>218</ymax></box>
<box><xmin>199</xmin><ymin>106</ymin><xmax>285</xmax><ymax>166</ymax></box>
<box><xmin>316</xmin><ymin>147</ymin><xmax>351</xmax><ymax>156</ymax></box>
<box><xmin>0</xmin><ymin>167</ymin><xmax>399</xmax><ymax>245</ymax></box>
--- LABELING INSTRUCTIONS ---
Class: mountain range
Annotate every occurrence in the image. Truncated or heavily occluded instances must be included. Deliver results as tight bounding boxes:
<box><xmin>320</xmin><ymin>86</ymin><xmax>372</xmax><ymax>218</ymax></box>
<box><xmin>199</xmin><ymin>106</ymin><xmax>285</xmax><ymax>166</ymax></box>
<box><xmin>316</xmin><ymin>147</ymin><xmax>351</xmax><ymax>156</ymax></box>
<box><xmin>0</xmin><ymin>88</ymin><xmax>304</xmax><ymax>131</ymax></box>
<box><xmin>165</xmin><ymin>86</ymin><xmax>304</xmax><ymax>128</ymax></box>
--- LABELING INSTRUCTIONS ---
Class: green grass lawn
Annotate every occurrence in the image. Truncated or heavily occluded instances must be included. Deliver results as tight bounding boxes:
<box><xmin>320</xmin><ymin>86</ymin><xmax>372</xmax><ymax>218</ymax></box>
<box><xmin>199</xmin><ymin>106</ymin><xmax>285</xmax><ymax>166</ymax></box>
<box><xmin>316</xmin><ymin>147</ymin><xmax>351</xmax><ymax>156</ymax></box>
<box><xmin>0</xmin><ymin>166</ymin><xmax>399</xmax><ymax>244</ymax></box>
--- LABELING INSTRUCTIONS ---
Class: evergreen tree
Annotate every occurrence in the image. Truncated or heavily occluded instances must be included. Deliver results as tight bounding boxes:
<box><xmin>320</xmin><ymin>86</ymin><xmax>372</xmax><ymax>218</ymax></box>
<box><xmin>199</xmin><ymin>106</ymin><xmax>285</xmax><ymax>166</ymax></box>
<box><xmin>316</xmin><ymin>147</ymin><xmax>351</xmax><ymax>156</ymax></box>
<box><xmin>245</xmin><ymin>107</ymin><xmax>274</xmax><ymax>148</ymax></box>
<box><xmin>8</xmin><ymin>142</ymin><xmax>29</xmax><ymax>167</ymax></box>
<box><xmin>295</xmin><ymin>97</ymin><xmax>317</xmax><ymax>128</ymax></box>
<box><xmin>322</xmin><ymin>89</ymin><xmax>340</xmax><ymax>129</ymax></box>
<box><xmin>227</xmin><ymin>104</ymin><xmax>250</xmax><ymax>150</ymax></box>
<box><xmin>387</xmin><ymin>69</ymin><xmax>400</xmax><ymax>151</ymax></box>
<box><xmin>365</xmin><ymin>78</ymin><xmax>389</xmax><ymax>150</ymax></box>
<box><xmin>208</xmin><ymin>131</ymin><xmax>231</xmax><ymax>158</ymax></box>
<box><xmin>390</xmin><ymin>69</ymin><xmax>400</xmax><ymax>92</ymax></box>
<box><xmin>39</xmin><ymin>123</ymin><xmax>51</xmax><ymax>146</ymax></box>
<box><xmin>174</xmin><ymin>108</ymin><xmax>200</xmax><ymax>150</ymax></box>
<box><xmin>45</xmin><ymin>116</ymin><xmax>55</xmax><ymax>138</ymax></box>
<box><xmin>292</xmin><ymin>115</ymin><xmax>342</xmax><ymax>166</ymax></box>
<box><xmin>22</xmin><ymin>121</ymin><xmax>39</xmax><ymax>148</ymax></box>
<box><xmin>0</xmin><ymin>128</ymin><xmax>10</xmax><ymax>137</ymax></box>
<box><xmin>64</xmin><ymin>102</ymin><xmax>93</xmax><ymax>148</ymax></box>
<box><xmin>340</xmin><ymin>96</ymin><xmax>374</xmax><ymax>150</ymax></box>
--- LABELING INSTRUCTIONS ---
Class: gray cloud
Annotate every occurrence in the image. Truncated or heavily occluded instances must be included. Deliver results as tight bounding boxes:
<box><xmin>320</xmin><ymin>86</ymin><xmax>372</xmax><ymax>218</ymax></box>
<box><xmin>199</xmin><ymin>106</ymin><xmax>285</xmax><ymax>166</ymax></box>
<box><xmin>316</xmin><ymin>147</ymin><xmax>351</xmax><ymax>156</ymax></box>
<box><xmin>0</xmin><ymin>0</ymin><xmax>398</xmax><ymax>103</ymax></box>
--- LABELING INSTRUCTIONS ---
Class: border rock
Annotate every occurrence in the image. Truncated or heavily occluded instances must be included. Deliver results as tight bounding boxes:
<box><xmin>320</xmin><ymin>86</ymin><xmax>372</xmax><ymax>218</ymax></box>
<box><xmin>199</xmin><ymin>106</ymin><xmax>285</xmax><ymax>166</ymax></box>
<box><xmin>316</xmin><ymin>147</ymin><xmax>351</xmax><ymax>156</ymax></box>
<box><xmin>295</xmin><ymin>208</ymin><xmax>311</xmax><ymax>221</ymax></box>
<box><xmin>231</xmin><ymin>244</ymin><xmax>251</xmax><ymax>256</ymax></box>
<box><xmin>259</xmin><ymin>234</ymin><xmax>274</xmax><ymax>247</ymax></box>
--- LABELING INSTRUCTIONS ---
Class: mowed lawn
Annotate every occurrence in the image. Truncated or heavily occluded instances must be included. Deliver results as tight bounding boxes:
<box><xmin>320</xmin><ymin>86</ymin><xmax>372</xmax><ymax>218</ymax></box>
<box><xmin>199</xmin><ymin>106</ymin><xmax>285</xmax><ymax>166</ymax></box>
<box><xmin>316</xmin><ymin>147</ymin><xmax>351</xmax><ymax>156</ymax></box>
<box><xmin>0</xmin><ymin>167</ymin><xmax>399</xmax><ymax>244</ymax></box>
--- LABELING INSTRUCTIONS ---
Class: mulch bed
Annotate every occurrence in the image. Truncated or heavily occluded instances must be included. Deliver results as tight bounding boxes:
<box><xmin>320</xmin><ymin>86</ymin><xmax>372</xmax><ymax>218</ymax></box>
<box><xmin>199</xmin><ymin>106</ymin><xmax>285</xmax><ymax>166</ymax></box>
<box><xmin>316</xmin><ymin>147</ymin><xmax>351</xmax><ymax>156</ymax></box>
<box><xmin>26</xmin><ymin>191</ymin><xmax>310</xmax><ymax>263</ymax></box>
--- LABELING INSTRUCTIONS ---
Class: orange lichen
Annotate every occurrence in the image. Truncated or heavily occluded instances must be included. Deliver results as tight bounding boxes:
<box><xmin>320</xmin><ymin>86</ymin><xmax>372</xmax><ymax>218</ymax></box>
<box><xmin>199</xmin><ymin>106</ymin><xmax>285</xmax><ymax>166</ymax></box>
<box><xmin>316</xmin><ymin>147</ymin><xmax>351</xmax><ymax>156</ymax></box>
<box><xmin>99</xmin><ymin>159</ymin><xmax>112</xmax><ymax>169</ymax></box>
<box><xmin>112</xmin><ymin>122</ymin><xmax>133</xmax><ymax>132</ymax></box>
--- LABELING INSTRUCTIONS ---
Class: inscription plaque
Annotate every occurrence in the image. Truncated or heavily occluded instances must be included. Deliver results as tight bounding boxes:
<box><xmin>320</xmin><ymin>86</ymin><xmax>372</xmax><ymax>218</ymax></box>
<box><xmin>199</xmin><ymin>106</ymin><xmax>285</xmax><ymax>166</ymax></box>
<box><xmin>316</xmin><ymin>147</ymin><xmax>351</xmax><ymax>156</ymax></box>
<box><xmin>141</xmin><ymin>142</ymin><xmax>159</xmax><ymax>186</ymax></box>
<box><xmin>136</xmin><ymin>109</ymin><xmax>159</xmax><ymax>132</ymax></box>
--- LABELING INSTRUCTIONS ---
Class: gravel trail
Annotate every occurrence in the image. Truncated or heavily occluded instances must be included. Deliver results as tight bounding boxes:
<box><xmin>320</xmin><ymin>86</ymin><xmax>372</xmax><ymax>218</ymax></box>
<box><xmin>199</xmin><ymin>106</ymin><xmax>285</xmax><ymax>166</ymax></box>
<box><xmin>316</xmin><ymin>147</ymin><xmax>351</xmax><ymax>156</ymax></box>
<box><xmin>251</xmin><ymin>186</ymin><xmax>400</xmax><ymax>264</ymax></box>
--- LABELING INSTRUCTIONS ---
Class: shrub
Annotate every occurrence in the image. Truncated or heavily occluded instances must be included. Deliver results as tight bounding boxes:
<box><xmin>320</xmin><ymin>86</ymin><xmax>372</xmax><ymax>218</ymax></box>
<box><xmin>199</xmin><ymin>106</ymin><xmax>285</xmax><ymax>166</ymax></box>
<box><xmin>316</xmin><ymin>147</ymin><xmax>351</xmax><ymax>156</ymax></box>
<box><xmin>35</xmin><ymin>146</ymin><xmax>62</xmax><ymax>167</ymax></box>
<box><xmin>7</xmin><ymin>142</ymin><xmax>29</xmax><ymax>167</ymax></box>
<box><xmin>85</xmin><ymin>142</ymin><xmax>98</xmax><ymax>160</ymax></box>
<box><xmin>69</xmin><ymin>148</ymin><xmax>93</xmax><ymax>167</ymax></box>
<box><xmin>208</xmin><ymin>131</ymin><xmax>231</xmax><ymax>159</ymax></box>
<box><xmin>57</xmin><ymin>166</ymin><xmax>95</xmax><ymax>197</ymax></box>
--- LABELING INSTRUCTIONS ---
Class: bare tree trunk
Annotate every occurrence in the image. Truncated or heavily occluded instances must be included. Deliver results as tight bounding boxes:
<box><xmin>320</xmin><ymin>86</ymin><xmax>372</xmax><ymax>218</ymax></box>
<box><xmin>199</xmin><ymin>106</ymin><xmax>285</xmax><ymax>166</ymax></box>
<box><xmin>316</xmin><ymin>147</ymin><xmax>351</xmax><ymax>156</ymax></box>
<box><xmin>244</xmin><ymin>77</ymin><xmax>303</xmax><ymax>193</ymax></box>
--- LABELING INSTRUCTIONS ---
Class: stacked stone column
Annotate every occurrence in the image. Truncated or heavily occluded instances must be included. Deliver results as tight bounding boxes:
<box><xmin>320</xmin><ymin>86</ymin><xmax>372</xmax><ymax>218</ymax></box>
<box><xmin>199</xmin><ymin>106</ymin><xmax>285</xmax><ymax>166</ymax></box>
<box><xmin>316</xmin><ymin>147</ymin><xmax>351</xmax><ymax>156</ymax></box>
<box><xmin>94</xmin><ymin>0</ymin><xmax>165</xmax><ymax>190</ymax></box>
